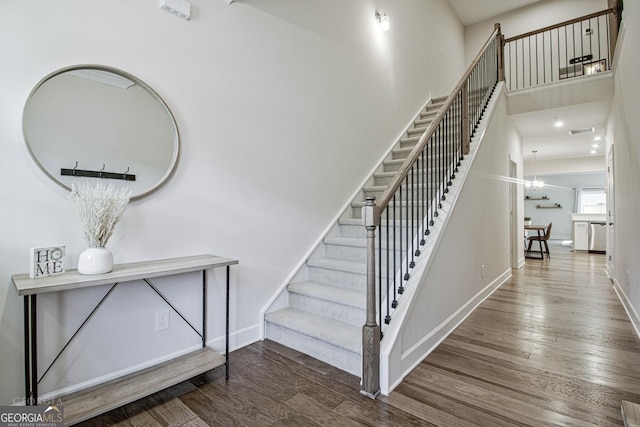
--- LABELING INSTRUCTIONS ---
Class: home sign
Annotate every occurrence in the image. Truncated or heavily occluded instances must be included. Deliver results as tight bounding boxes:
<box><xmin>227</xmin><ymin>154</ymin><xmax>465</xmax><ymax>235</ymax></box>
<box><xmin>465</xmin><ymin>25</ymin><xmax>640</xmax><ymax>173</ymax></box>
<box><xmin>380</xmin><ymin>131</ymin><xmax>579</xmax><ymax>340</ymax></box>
<box><xmin>30</xmin><ymin>246</ymin><xmax>66</xmax><ymax>278</ymax></box>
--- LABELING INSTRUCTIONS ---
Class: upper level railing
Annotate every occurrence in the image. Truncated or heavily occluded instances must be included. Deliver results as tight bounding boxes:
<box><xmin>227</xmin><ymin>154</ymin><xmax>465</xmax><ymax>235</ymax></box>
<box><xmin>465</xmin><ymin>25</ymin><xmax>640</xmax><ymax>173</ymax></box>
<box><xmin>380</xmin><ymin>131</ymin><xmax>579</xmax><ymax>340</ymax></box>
<box><xmin>504</xmin><ymin>8</ymin><xmax>619</xmax><ymax>91</ymax></box>
<box><xmin>360</xmin><ymin>25</ymin><xmax>503</xmax><ymax>398</ymax></box>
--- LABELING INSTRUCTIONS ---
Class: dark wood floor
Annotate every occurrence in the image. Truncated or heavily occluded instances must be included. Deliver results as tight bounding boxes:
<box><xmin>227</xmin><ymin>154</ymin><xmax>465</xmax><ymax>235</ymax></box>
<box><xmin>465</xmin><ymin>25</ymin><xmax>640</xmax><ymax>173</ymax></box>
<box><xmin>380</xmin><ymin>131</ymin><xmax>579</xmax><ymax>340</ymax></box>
<box><xmin>79</xmin><ymin>242</ymin><xmax>640</xmax><ymax>426</ymax></box>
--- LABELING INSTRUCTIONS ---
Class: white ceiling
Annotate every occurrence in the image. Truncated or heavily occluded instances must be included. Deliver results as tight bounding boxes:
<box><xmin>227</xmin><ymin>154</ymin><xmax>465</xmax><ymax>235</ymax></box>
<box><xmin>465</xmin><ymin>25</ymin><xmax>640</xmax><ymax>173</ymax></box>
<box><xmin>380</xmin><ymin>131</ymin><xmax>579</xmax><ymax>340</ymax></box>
<box><xmin>446</xmin><ymin>0</ymin><xmax>544</xmax><ymax>26</ymax></box>
<box><xmin>511</xmin><ymin>101</ymin><xmax>610</xmax><ymax>162</ymax></box>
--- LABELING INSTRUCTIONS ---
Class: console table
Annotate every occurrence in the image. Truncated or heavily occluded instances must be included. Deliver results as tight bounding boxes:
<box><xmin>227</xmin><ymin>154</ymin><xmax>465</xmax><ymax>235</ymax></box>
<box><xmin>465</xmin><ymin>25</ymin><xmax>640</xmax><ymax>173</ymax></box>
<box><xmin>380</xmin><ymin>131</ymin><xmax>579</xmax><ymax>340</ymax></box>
<box><xmin>11</xmin><ymin>254</ymin><xmax>238</xmax><ymax>425</ymax></box>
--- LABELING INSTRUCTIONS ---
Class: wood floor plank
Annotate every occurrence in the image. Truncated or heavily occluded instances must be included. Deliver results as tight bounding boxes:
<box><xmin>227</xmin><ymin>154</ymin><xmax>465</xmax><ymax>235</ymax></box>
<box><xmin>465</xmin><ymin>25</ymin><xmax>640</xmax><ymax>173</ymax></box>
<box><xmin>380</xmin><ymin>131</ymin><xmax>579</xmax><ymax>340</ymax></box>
<box><xmin>284</xmin><ymin>393</ymin><xmax>362</xmax><ymax>427</ymax></box>
<box><xmin>377</xmin><ymin>385</ymin><xmax>479</xmax><ymax>426</ymax></box>
<box><xmin>76</xmin><ymin>242</ymin><xmax>640</xmax><ymax>427</ymax></box>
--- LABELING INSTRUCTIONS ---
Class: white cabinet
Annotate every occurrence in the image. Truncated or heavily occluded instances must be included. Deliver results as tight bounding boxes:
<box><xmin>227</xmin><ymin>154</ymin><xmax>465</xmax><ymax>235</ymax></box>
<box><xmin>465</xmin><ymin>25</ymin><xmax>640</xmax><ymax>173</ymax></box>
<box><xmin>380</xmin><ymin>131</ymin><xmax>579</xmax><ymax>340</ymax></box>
<box><xmin>573</xmin><ymin>221</ymin><xmax>589</xmax><ymax>251</ymax></box>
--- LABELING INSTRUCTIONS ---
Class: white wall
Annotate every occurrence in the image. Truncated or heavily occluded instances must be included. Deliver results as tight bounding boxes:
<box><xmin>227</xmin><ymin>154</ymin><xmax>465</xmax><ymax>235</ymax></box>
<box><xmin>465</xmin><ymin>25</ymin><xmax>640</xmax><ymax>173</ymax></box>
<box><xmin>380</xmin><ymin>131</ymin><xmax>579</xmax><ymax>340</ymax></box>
<box><xmin>608</xmin><ymin>3</ymin><xmax>640</xmax><ymax>333</ymax></box>
<box><xmin>464</xmin><ymin>0</ymin><xmax>608</xmax><ymax>65</ymax></box>
<box><xmin>0</xmin><ymin>0</ymin><xmax>466</xmax><ymax>403</ymax></box>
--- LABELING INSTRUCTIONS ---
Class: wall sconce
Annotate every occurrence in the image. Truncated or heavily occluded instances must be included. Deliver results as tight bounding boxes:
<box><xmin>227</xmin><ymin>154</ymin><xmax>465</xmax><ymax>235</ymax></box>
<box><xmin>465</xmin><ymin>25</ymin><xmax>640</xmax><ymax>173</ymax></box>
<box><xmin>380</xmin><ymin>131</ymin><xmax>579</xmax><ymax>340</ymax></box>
<box><xmin>375</xmin><ymin>11</ymin><xmax>390</xmax><ymax>32</ymax></box>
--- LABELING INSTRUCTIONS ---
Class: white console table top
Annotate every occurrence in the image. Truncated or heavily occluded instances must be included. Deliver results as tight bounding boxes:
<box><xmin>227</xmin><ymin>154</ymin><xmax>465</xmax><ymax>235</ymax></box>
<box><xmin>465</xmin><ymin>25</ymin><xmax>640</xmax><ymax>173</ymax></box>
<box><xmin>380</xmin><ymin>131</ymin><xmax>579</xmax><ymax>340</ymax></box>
<box><xmin>12</xmin><ymin>254</ymin><xmax>238</xmax><ymax>296</ymax></box>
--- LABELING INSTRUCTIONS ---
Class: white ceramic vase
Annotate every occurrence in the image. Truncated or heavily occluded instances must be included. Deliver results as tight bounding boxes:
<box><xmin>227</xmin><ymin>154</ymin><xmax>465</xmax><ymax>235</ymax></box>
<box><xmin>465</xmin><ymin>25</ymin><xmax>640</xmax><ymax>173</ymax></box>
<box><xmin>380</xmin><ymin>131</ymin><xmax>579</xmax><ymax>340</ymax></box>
<box><xmin>77</xmin><ymin>247</ymin><xmax>113</xmax><ymax>275</ymax></box>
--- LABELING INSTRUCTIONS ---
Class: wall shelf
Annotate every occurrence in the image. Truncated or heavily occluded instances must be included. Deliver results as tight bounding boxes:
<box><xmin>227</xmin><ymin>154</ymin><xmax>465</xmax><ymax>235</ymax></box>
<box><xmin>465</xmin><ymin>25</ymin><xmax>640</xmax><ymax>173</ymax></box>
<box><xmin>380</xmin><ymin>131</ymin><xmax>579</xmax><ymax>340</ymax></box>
<box><xmin>536</xmin><ymin>203</ymin><xmax>562</xmax><ymax>209</ymax></box>
<box><xmin>525</xmin><ymin>196</ymin><xmax>549</xmax><ymax>200</ymax></box>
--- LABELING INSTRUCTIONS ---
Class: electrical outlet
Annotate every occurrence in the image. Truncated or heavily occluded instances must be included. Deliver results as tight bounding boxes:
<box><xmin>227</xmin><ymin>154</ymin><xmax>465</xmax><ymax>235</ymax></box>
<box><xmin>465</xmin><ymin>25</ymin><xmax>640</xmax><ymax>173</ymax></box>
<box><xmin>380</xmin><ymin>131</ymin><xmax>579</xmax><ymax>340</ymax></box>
<box><xmin>481</xmin><ymin>265</ymin><xmax>485</xmax><ymax>278</ymax></box>
<box><xmin>155</xmin><ymin>310</ymin><xmax>170</xmax><ymax>331</ymax></box>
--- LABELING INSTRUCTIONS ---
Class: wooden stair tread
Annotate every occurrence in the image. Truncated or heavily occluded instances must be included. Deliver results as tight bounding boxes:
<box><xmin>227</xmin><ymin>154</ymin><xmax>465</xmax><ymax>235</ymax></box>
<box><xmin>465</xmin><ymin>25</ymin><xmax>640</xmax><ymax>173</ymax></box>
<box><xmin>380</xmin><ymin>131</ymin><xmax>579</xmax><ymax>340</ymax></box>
<box><xmin>63</xmin><ymin>347</ymin><xmax>224</xmax><ymax>425</ymax></box>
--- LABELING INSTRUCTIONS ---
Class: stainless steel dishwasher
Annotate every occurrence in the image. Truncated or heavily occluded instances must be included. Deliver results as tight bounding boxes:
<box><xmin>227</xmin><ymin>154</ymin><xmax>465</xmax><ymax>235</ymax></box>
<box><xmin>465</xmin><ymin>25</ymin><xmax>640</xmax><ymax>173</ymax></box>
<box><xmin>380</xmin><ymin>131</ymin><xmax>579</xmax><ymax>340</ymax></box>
<box><xmin>588</xmin><ymin>222</ymin><xmax>606</xmax><ymax>253</ymax></box>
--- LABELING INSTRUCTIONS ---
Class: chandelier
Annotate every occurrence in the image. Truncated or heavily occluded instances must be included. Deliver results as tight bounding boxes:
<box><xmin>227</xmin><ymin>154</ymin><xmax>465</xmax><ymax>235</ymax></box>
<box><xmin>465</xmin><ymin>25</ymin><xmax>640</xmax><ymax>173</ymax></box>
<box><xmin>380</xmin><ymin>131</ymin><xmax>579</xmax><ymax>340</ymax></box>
<box><xmin>525</xmin><ymin>150</ymin><xmax>544</xmax><ymax>189</ymax></box>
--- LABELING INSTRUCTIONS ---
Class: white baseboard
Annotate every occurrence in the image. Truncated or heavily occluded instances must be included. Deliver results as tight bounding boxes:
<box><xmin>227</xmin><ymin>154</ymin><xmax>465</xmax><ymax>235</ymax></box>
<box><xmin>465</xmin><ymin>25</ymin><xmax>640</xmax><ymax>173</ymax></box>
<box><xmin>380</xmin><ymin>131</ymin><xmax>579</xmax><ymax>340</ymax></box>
<box><xmin>207</xmin><ymin>323</ymin><xmax>261</xmax><ymax>352</ymax></box>
<box><xmin>613</xmin><ymin>278</ymin><xmax>640</xmax><ymax>339</ymax></box>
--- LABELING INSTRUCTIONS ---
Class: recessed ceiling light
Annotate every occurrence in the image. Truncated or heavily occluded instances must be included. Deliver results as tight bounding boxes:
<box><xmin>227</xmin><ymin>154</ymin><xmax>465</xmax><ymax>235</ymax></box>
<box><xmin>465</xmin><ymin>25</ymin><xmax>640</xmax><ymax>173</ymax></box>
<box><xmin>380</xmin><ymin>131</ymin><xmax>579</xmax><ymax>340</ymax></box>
<box><xmin>594</xmin><ymin>136</ymin><xmax>602</xmax><ymax>141</ymax></box>
<box><xmin>590</xmin><ymin>150</ymin><xmax>597</xmax><ymax>154</ymax></box>
<box><xmin>592</xmin><ymin>143</ymin><xmax>599</xmax><ymax>148</ymax></box>
<box><xmin>554</xmin><ymin>118</ymin><xmax>564</xmax><ymax>128</ymax></box>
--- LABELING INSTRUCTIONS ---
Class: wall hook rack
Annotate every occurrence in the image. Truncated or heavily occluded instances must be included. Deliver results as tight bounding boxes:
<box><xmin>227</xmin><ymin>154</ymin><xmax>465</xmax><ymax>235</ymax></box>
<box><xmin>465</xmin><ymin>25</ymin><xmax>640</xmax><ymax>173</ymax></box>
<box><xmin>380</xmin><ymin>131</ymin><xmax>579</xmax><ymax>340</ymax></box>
<box><xmin>61</xmin><ymin>162</ymin><xmax>136</xmax><ymax>181</ymax></box>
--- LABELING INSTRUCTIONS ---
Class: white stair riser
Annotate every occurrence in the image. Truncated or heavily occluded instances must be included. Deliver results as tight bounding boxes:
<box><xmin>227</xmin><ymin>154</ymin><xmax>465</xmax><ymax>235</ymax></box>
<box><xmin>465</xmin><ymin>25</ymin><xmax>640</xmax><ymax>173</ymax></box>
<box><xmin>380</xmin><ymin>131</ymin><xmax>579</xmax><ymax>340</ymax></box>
<box><xmin>394</xmin><ymin>140</ymin><xmax>462</xmax><ymax>156</ymax></box>
<box><xmin>307</xmin><ymin>266</ymin><xmax>366</xmax><ymax>290</ymax></box>
<box><xmin>337</xmin><ymin>222</ymin><xmax>367</xmax><ymax>238</ymax></box>
<box><xmin>384</xmin><ymin>159</ymin><xmax>451</xmax><ymax>172</ymax></box>
<box><xmin>336</xmin><ymin>221</ymin><xmax>429</xmax><ymax>238</ymax></box>
<box><xmin>351</xmin><ymin>202</ymin><xmax>444</xmax><ymax>219</ymax></box>
<box><xmin>265</xmin><ymin>322</ymin><xmax>361</xmax><ymax>376</ymax></box>
<box><xmin>363</xmin><ymin>185</ymin><xmax>446</xmax><ymax>200</ymax></box>
<box><xmin>324</xmin><ymin>242</ymin><xmax>404</xmax><ymax>263</ymax></box>
<box><xmin>288</xmin><ymin>292</ymin><xmax>365</xmax><ymax>327</ymax></box>
<box><xmin>374</xmin><ymin>173</ymin><xmax>449</xmax><ymax>186</ymax></box>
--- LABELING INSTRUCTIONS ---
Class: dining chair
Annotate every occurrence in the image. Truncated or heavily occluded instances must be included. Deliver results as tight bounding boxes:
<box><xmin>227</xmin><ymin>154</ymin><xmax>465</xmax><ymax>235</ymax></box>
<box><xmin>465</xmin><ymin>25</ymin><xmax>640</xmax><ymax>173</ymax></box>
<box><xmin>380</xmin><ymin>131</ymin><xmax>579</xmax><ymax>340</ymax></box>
<box><xmin>527</xmin><ymin>222</ymin><xmax>552</xmax><ymax>259</ymax></box>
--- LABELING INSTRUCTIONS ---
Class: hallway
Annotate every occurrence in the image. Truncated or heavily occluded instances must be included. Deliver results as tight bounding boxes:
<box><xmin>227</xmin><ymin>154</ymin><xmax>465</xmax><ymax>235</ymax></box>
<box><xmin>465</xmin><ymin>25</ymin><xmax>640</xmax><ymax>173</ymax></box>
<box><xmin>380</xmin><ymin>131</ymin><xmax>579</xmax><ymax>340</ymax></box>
<box><xmin>381</xmin><ymin>241</ymin><xmax>640</xmax><ymax>425</ymax></box>
<box><xmin>80</xmin><ymin>243</ymin><xmax>640</xmax><ymax>426</ymax></box>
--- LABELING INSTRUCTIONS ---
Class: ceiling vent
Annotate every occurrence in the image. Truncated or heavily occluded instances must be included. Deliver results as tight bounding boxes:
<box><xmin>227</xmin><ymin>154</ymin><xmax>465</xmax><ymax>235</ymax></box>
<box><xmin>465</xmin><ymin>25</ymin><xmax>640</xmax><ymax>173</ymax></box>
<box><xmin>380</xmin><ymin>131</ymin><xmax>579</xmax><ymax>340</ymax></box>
<box><xmin>569</xmin><ymin>127</ymin><xmax>595</xmax><ymax>135</ymax></box>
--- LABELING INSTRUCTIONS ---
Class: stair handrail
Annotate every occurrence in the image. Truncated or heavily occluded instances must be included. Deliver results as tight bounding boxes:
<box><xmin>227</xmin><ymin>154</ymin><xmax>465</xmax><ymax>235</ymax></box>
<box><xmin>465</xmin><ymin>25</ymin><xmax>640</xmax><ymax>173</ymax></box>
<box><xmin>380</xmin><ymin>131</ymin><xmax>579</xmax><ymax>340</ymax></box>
<box><xmin>373</xmin><ymin>25</ymin><xmax>503</xmax><ymax>217</ymax></box>
<box><xmin>503</xmin><ymin>7</ymin><xmax>620</xmax><ymax>90</ymax></box>
<box><xmin>361</xmin><ymin>24</ymin><xmax>503</xmax><ymax>399</ymax></box>
<box><xmin>504</xmin><ymin>8</ymin><xmax>614</xmax><ymax>43</ymax></box>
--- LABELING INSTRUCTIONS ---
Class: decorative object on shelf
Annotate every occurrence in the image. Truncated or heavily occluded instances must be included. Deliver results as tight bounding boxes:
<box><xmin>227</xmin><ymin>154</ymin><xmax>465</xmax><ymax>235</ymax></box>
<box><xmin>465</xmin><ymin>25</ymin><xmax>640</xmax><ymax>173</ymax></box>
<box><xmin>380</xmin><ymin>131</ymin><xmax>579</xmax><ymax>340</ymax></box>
<box><xmin>525</xmin><ymin>195</ymin><xmax>549</xmax><ymax>200</ymax></box>
<box><xmin>29</xmin><ymin>245</ymin><xmax>65</xmax><ymax>278</ymax></box>
<box><xmin>71</xmin><ymin>182</ymin><xmax>131</xmax><ymax>275</ymax></box>
<box><xmin>525</xmin><ymin>150</ymin><xmax>545</xmax><ymax>189</ymax></box>
<box><xmin>536</xmin><ymin>203</ymin><xmax>562</xmax><ymax>209</ymax></box>
<box><xmin>524</xmin><ymin>217</ymin><xmax>532</xmax><ymax>226</ymax></box>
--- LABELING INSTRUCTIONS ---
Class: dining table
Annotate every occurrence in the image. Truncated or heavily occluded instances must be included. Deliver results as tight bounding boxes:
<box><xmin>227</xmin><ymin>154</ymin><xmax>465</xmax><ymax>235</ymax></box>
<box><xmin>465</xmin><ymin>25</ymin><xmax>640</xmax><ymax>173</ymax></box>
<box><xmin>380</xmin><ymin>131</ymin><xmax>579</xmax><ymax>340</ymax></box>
<box><xmin>525</xmin><ymin>224</ymin><xmax>547</xmax><ymax>259</ymax></box>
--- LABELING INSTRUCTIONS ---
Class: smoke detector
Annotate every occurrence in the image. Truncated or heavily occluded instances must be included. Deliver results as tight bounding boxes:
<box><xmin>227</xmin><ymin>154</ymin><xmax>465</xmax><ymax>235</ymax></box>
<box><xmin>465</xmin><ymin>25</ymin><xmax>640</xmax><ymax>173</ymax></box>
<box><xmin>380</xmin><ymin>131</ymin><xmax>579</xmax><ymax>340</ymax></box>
<box><xmin>161</xmin><ymin>0</ymin><xmax>191</xmax><ymax>20</ymax></box>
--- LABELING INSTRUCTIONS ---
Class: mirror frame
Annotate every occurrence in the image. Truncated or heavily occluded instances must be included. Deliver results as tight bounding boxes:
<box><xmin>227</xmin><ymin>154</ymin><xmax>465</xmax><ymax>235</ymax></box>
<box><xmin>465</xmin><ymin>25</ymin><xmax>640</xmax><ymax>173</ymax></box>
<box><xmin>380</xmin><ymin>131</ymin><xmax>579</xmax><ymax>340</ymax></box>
<box><xmin>23</xmin><ymin>64</ymin><xmax>180</xmax><ymax>200</ymax></box>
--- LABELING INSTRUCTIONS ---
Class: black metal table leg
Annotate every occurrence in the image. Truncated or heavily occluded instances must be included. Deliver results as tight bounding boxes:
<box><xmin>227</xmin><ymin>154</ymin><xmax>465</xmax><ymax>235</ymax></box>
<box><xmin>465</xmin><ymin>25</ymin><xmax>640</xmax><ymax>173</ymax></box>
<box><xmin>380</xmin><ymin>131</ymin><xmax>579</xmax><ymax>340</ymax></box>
<box><xmin>24</xmin><ymin>295</ymin><xmax>38</xmax><ymax>405</ymax></box>
<box><xmin>202</xmin><ymin>269</ymin><xmax>207</xmax><ymax>348</ymax></box>
<box><xmin>226</xmin><ymin>265</ymin><xmax>230</xmax><ymax>380</ymax></box>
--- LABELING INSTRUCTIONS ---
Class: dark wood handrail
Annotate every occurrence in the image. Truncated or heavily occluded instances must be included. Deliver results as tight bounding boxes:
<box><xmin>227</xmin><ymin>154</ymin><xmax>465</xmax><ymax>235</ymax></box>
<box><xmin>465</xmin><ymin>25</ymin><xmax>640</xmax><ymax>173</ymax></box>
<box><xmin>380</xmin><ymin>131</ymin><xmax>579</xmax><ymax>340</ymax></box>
<box><xmin>373</xmin><ymin>26</ymin><xmax>500</xmax><ymax>216</ymax></box>
<box><xmin>504</xmin><ymin>8</ymin><xmax>614</xmax><ymax>43</ymax></box>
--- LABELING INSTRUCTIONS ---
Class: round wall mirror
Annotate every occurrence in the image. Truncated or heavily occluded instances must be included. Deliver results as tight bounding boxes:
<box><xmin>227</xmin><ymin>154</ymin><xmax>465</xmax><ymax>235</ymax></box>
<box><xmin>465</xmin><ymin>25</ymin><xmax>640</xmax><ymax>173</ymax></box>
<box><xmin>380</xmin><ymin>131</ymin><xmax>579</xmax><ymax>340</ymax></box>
<box><xmin>23</xmin><ymin>65</ymin><xmax>179</xmax><ymax>200</ymax></box>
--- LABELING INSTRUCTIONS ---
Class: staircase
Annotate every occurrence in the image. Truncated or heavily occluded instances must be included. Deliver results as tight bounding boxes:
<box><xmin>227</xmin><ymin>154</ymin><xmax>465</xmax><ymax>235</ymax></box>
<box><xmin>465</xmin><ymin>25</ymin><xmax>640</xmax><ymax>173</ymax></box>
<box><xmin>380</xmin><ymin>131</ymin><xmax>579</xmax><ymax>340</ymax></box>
<box><xmin>264</xmin><ymin>96</ymin><xmax>449</xmax><ymax>376</ymax></box>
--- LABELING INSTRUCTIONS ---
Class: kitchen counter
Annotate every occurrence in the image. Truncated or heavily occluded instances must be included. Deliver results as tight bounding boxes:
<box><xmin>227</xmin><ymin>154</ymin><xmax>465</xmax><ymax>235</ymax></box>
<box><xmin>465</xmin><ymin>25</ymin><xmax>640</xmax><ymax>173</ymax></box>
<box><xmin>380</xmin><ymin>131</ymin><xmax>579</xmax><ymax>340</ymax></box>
<box><xmin>571</xmin><ymin>214</ymin><xmax>606</xmax><ymax>251</ymax></box>
<box><xmin>570</xmin><ymin>213</ymin><xmax>606</xmax><ymax>222</ymax></box>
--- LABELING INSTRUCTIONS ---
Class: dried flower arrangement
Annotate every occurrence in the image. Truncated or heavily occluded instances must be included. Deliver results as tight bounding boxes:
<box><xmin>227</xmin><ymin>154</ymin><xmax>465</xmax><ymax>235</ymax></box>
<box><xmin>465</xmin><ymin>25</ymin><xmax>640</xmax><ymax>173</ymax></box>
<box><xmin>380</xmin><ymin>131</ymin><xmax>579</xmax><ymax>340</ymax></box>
<box><xmin>71</xmin><ymin>182</ymin><xmax>132</xmax><ymax>248</ymax></box>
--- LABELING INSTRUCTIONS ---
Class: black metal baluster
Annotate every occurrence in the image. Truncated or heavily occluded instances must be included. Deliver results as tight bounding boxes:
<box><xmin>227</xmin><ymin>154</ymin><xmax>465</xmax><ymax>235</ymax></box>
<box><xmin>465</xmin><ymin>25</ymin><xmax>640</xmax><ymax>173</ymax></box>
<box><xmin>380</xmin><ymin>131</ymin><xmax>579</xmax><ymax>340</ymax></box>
<box><xmin>597</xmin><ymin>16</ymin><xmax>601</xmax><ymax>68</ymax></box>
<box><xmin>379</xmin><ymin>213</ymin><xmax>383</xmax><ymax>331</ymax></box>
<box><xmin>403</xmin><ymin>174</ymin><xmax>409</xmax><ymax>284</ymax></box>
<box><xmin>545</xmin><ymin>30</ymin><xmax>549</xmax><ymax>83</ymax></box>
<box><xmin>410</xmin><ymin>163</ymin><xmax>417</xmax><ymax>266</ymax></box>
<box><xmin>420</xmin><ymin>149</ymin><xmax>426</xmax><ymax>245</ymax></box>
<box><xmin>580</xmin><ymin>20</ymin><xmax>584</xmax><ymax>69</ymax></box>
<box><xmin>605</xmin><ymin>14</ymin><xmax>610</xmax><ymax>69</ymax></box>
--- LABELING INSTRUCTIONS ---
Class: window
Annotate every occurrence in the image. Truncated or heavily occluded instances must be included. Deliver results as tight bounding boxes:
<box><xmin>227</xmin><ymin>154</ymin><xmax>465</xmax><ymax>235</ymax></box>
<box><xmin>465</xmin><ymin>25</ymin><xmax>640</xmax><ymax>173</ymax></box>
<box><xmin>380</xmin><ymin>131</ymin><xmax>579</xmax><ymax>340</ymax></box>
<box><xmin>578</xmin><ymin>188</ymin><xmax>606</xmax><ymax>213</ymax></box>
